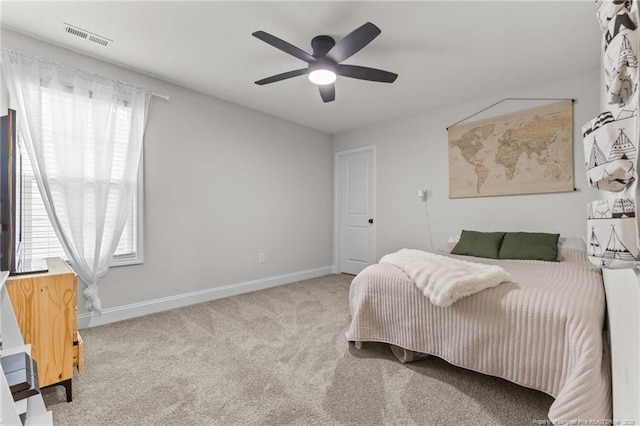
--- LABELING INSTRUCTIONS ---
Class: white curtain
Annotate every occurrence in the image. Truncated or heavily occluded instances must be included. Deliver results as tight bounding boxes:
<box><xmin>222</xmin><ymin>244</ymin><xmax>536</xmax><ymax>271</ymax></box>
<box><xmin>0</xmin><ymin>49</ymin><xmax>151</xmax><ymax>312</ymax></box>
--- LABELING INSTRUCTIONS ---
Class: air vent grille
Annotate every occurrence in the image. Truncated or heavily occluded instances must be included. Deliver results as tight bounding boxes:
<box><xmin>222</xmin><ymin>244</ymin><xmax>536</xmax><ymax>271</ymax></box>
<box><xmin>63</xmin><ymin>23</ymin><xmax>112</xmax><ymax>47</ymax></box>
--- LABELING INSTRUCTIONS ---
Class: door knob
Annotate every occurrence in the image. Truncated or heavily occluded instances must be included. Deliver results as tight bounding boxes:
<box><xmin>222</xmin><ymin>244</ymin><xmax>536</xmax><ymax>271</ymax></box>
<box><xmin>368</xmin><ymin>218</ymin><xmax>374</xmax><ymax>224</ymax></box>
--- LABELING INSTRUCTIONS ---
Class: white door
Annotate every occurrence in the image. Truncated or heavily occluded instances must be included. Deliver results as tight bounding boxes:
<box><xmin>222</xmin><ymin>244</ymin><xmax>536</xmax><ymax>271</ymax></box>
<box><xmin>338</xmin><ymin>148</ymin><xmax>375</xmax><ymax>275</ymax></box>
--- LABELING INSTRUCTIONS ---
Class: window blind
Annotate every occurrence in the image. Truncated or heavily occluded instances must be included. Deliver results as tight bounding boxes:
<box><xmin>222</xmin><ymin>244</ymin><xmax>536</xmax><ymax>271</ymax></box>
<box><xmin>19</xmin><ymin>139</ymin><xmax>137</xmax><ymax>260</ymax></box>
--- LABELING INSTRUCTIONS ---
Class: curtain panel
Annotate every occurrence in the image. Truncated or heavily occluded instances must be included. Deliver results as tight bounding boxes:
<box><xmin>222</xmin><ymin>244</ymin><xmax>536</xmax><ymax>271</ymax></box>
<box><xmin>0</xmin><ymin>48</ymin><xmax>151</xmax><ymax>312</ymax></box>
<box><xmin>583</xmin><ymin>2</ymin><xmax>640</xmax><ymax>268</ymax></box>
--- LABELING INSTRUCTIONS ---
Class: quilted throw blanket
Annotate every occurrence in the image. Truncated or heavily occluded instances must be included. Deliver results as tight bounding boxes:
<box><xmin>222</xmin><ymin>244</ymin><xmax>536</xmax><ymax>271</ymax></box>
<box><xmin>379</xmin><ymin>248</ymin><xmax>512</xmax><ymax>307</ymax></box>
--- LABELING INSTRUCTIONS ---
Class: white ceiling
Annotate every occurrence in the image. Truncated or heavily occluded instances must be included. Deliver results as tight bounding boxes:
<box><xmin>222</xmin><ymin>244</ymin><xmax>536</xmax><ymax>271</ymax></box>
<box><xmin>1</xmin><ymin>1</ymin><xmax>601</xmax><ymax>134</ymax></box>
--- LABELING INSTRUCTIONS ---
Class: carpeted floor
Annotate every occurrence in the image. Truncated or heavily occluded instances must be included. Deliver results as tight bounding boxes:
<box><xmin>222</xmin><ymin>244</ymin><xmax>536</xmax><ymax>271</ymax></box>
<box><xmin>42</xmin><ymin>273</ymin><xmax>553</xmax><ymax>425</ymax></box>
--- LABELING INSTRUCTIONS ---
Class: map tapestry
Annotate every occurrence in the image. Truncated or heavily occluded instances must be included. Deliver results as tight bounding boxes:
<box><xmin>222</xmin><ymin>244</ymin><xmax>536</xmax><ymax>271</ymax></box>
<box><xmin>448</xmin><ymin>100</ymin><xmax>574</xmax><ymax>198</ymax></box>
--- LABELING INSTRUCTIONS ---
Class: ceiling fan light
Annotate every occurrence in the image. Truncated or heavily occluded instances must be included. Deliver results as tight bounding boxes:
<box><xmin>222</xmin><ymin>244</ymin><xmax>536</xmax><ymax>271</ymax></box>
<box><xmin>308</xmin><ymin>69</ymin><xmax>336</xmax><ymax>85</ymax></box>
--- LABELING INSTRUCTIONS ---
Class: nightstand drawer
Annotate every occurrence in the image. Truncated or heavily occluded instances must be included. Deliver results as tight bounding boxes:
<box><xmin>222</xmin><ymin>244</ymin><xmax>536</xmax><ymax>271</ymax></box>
<box><xmin>73</xmin><ymin>332</ymin><xmax>84</xmax><ymax>374</ymax></box>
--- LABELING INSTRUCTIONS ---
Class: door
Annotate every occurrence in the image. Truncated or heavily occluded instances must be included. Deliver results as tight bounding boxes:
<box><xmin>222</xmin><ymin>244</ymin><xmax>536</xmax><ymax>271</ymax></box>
<box><xmin>337</xmin><ymin>148</ymin><xmax>375</xmax><ymax>275</ymax></box>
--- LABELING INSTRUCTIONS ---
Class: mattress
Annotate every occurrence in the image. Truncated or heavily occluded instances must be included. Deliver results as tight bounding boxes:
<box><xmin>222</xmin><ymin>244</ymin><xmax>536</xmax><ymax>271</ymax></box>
<box><xmin>346</xmin><ymin>246</ymin><xmax>611</xmax><ymax>423</ymax></box>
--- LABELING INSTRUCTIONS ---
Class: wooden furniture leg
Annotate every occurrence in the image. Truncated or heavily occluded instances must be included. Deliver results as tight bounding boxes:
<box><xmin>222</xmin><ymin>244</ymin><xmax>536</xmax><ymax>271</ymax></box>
<box><xmin>43</xmin><ymin>379</ymin><xmax>72</xmax><ymax>402</ymax></box>
<box><xmin>62</xmin><ymin>378</ymin><xmax>72</xmax><ymax>402</ymax></box>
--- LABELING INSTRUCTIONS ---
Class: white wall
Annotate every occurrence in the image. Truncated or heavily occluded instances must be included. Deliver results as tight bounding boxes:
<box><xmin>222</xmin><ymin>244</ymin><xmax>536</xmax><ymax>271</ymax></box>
<box><xmin>333</xmin><ymin>69</ymin><xmax>600</xmax><ymax>260</ymax></box>
<box><xmin>1</xmin><ymin>29</ymin><xmax>333</xmax><ymax>319</ymax></box>
<box><xmin>1</xmin><ymin>28</ymin><xmax>601</xmax><ymax>323</ymax></box>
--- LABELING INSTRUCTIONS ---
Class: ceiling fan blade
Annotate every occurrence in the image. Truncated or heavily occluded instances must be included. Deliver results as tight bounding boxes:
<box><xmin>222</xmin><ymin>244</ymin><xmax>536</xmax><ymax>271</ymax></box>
<box><xmin>252</xmin><ymin>31</ymin><xmax>316</xmax><ymax>63</ymax></box>
<box><xmin>337</xmin><ymin>64</ymin><xmax>398</xmax><ymax>83</ymax></box>
<box><xmin>255</xmin><ymin>68</ymin><xmax>308</xmax><ymax>85</ymax></box>
<box><xmin>319</xmin><ymin>84</ymin><xmax>335</xmax><ymax>103</ymax></box>
<box><xmin>326</xmin><ymin>22</ymin><xmax>381</xmax><ymax>63</ymax></box>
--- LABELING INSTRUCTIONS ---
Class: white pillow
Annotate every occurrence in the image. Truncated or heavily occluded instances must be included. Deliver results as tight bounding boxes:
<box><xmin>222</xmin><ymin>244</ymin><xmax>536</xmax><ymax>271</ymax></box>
<box><xmin>558</xmin><ymin>236</ymin><xmax>587</xmax><ymax>252</ymax></box>
<box><xmin>448</xmin><ymin>233</ymin><xmax>461</xmax><ymax>243</ymax></box>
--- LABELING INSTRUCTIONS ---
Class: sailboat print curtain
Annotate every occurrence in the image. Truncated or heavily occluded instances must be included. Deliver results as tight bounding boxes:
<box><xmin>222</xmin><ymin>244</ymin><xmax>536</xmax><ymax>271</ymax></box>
<box><xmin>585</xmin><ymin>0</ymin><xmax>640</xmax><ymax>268</ymax></box>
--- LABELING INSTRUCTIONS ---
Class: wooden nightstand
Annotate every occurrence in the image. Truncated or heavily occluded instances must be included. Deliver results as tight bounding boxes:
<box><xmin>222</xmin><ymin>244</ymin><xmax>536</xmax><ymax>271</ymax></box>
<box><xmin>6</xmin><ymin>258</ymin><xmax>84</xmax><ymax>402</ymax></box>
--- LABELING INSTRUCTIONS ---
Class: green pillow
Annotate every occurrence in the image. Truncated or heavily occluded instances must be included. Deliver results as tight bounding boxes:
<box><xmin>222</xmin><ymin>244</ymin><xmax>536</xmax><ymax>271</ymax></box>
<box><xmin>450</xmin><ymin>230</ymin><xmax>506</xmax><ymax>259</ymax></box>
<box><xmin>498</xmin><ymin>232</ymin><xmax>560</xmax><ymax>262</ymax></box>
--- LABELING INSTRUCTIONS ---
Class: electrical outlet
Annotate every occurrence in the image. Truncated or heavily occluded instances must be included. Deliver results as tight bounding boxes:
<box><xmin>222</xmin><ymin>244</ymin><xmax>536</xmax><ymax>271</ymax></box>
<box><xmin>258</xmin><ymin>252</ymin><xmax>266</xmax><ymax>263</ymax></box>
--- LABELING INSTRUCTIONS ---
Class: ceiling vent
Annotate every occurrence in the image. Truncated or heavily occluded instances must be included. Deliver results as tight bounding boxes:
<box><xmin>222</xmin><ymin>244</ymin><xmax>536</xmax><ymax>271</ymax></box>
<box><xmin>63</xmin><ymin>23</ymin><xmax>112</xmax><ymax>47</ymax></box>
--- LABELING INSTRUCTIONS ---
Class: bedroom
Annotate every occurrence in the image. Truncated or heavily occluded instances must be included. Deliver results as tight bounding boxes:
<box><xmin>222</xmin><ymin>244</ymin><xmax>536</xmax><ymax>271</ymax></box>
<box><xmin>0</xmin><ymin>1</ymin><xmax>635</xmax><ymax>425</ymax></box>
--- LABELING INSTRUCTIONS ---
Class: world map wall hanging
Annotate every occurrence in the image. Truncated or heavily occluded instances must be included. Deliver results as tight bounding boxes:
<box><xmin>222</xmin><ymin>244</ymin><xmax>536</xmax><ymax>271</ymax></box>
<box><xmin>447</xmin><ymin>99</ymin><xmax>574</xmax><ymax>198</ymax></box>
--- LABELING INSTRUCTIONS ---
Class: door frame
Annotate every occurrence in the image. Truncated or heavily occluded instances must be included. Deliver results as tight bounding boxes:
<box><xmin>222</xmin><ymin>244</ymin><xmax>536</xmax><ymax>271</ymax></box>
<box><xmin>333</xmin><ymin>145</ymin><xmax>376</xmax><ymax>274</ymax></box>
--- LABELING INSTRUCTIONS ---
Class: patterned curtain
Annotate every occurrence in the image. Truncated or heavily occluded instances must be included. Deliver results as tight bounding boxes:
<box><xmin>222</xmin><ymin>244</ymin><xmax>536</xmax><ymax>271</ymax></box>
<box><xmin>585</xmin><ymin>1</ymin><xmax>640</xmax><ymax>268</ymax></box>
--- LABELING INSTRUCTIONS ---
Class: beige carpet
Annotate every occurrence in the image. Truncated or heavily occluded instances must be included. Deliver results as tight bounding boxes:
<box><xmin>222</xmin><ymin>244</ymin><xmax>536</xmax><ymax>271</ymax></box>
<box><xmin>42</xmin><ymin>273</ymin><xmax>553</xmax><ymax>425</ymax></box>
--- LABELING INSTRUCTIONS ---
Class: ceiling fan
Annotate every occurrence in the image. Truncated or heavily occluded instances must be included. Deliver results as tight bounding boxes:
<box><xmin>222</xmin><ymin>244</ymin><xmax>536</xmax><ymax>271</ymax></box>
<box><xmin>252</xmin><ymin>22</ymin><xmax>398</xmax><ymax>103</ymax></box>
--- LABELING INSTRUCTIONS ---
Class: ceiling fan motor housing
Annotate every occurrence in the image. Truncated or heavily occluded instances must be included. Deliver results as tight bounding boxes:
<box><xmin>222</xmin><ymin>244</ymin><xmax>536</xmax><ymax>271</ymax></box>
<box><xmin>311</xmin><ymin>35</ymin><xmax>335</xmax><ymax>58</ymax></box>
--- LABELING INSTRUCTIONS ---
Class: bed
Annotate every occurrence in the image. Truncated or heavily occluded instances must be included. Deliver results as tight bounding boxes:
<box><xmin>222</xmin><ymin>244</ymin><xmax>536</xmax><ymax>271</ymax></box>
<box><xmin>346</xmin><ymin>242</ymin><xmax>611</xmax><ymax>424</ymax></box>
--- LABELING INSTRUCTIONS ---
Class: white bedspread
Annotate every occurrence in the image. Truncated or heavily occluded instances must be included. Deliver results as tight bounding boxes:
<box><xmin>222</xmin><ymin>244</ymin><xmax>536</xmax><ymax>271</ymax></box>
<box><xmin>347</xmin><ymin>246</ymin><xmax>611</xmax><ymax>424</ymax></box>
<box><xmin>379</xmin><ymin>248</ymin><xmax>512</xmax><ymax>307</ymax></box>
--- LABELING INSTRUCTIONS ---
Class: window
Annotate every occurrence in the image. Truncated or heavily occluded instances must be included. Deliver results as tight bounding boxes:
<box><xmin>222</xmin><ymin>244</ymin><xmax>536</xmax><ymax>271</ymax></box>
<box><xmin>17</xmin><ymin>87</ymin><xmax>144</xmax><ymax>267</ymax></box>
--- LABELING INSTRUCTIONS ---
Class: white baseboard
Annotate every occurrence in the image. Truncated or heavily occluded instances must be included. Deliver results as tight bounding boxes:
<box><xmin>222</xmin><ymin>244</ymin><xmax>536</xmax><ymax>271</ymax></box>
<box><xmin>78</xmin><ymin>266</ymin><xmax>334</xmax><ymax>329</ymax></box>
